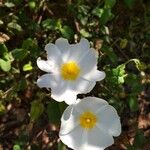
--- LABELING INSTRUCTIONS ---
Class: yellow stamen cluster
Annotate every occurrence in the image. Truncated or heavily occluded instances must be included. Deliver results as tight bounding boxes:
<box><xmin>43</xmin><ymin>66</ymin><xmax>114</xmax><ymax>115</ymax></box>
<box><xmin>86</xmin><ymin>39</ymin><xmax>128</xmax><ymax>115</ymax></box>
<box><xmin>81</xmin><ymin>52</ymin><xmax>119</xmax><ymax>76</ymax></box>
<box><xmin>79</xmin><ymin>111</ymin><xmax>97</xmax><ymax>129</ymax></box>
<box><xmin>61</xmin><ymin>61</ymin><xmax>80</xmax><ymax>81</ymax></box>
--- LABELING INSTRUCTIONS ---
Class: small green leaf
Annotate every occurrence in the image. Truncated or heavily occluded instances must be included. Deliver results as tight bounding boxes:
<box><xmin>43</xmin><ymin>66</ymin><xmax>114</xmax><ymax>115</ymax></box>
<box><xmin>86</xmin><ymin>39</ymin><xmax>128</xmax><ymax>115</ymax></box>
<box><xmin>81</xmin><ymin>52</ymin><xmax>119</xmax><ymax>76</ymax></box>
<box><xmin>23</xmin><ymin>62</ymin><xmax>33</xmax><ymax>71</ymax></box>
<box><xmin>7</xmin><ymin>22</ymin><xmax>23</xmax><ymax>32</ymax></box>
<box><xmin>11</xmin><ymin>48</ymin><xmax>28</xmax><ymax>60</ymax></box>
<box><xmin>105</xmin><ymin>0</ymin><xmax>116</xmax><ymax>8</ymax></box>
<box><xmin>100</xmin><ymin>8</ymin><xmax>113</xmax><ymax>24</ymax></box>
<box><xmin>0</xmin><ymin>101</ymin><xmax>5</xmax><ymax>115</ymax></box>
<box><xmin>80</xmin><ymin>29</ymin><xmax>91</xmax><ymax>38</ymax></box>
<box><xmin>130</xmin><ymin>59</ymin><xmax>146</xmax><ymax>71</ymax></box>
<box><xmin>134</xmin><ymin>130</ymin><xmax>146</xmax><ymax>148</ymax></box>
<box><xmin>124</xmin><ymin>0</ymin><xmax>135</xmax><ymax>9</ymax></box>
<box><xmin>22</xmin><ymin>38</ymin><xmax>39</xmax><ymax>57</ymax></box>
<box><xmin>30</xmin><ymin>101</ymin><xmax>44</xmax><ymax>122</ymax></box>
<box><xmin>128</xmin><ymin>96</ymin><xmax>138</xmax><ymax>112</ymax></box>
<box><xmin>47</xmin><ymin>101</ymin><xmax>61</xmax><ymax>124</ymax></box>
<box><xmin>120</xmin><ymin>38</ymin><xmax>128</xmax><ymax>49</ymax></box>
<box><xmin>60</xmin><ymin>25</ymin><xmax>74</xmax><ymax>39</ymax></box>
<box><xmin>13</xmin><ymin>145</ymin><xmax>21</xmax><ymax>150</ymax></box>
<box><xmin>42</xmin><ymin>19</ymin><xmax>58</xmax><ymax>30</ymax></box>
<box><xmin>0</xmin><ymin>43</ymin><xmax>8</xmax><ymax>58</ymax></box>
<box><xmin>0</xmin><ymin>59</ymin><xmax>11</xmax><ymax>72</ymax></box>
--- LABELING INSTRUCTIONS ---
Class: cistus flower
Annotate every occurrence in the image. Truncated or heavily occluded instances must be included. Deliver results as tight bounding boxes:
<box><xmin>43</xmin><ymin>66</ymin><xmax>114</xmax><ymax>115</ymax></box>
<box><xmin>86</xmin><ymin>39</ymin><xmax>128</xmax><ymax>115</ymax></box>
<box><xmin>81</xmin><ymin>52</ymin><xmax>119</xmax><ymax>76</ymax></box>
<box><xmin>59</xmin><ymin>97</ymin><xmax>121</xmax><ymax>150</ymax></box>
<box><xmin>37</xmin><ymin>38</ymin><xmax>105</xmax><ymax>105</ymax></box>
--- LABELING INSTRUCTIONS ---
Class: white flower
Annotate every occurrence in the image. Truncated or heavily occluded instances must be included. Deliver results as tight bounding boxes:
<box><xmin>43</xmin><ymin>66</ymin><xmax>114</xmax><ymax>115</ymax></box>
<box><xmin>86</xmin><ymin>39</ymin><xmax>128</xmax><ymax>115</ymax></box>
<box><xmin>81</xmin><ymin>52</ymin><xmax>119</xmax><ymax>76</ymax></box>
<box><xmin>59</xmin><ymin>97</ymin><xmax>121</xmax><ymax>150</ymax></box>
<box><xmin>37</xmin><ymin>38</ymin><xmax>105</xmax><ymax>105</ymax></box>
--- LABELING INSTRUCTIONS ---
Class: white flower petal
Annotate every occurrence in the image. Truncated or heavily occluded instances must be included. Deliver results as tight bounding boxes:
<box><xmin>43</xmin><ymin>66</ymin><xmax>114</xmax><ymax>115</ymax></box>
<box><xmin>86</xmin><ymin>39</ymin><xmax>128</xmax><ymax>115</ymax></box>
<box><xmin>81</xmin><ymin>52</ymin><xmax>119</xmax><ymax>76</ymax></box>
<box><xmin>74</xmin><ymin>97</ymin><xmax>108</xmax><ymax>114</ymax></box>
<box><xmin>59</xmin><ymin>126</ymin><xmax>84</xmax><ymax>150</ymax></box>
<box><xmin>96</xmin><ymin>105</ymin><xmax>121</xmax><ymax>137</ymax></box>
<box><xmin>37</xmin><ymin>57</ymin><xmax>57</xmax><ymax>73</ymax></box>
<box><xmin>37</xmin><ymin>74</ymin><xmax>56</xmax><ymax>88</ymax></box>
<box><xmin>60</xmin><ymin>105</ymin><xmax>79</xmax><ymax>135</ymax></box>
<box><xmin>51</xmin><ymin>85</ymin><xmax>78</xmax><ymax>104</ymax></box>
<box><xmin>86</xmin><ymin>127</ymin><xmax>114</xmax><ymax>150</ymax></box>
<box><xmin>55</xmin><ymin>38</ymin><xmax>70</xmax><ymax>62</ymax></box>
<box><xmin>83</xmin><ymin>68</ymin><xmax>106</xmax><ymax>81</ymax></box>
<box><xmin>79</xmin><ymin>49</ymin><xmax>97</xmax><ymax>75</ymax></box>
<box><xmin>70</xmin><ymin>77</ymin><xmax>96</xmax><ymax>94</ymax></box>
<box><xmin>67</xmin><ymin>38</ymin><xmax>91</xmax><ymax>62</ymax></box>
<box><xmin>45</xmin><ymin>43</ymin><xmax>62</xmax><ymax>64</ymax></box>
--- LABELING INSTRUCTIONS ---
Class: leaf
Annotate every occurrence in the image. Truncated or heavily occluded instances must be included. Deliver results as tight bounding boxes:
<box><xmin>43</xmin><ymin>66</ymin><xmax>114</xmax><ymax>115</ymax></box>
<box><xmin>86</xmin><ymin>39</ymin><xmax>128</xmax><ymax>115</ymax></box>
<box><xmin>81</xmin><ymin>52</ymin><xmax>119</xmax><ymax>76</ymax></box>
<box><xmin>124</xmin><ymin>0</ymin><xmax>135</xmax><ymax>9</ymax></box>
<box><xmin>0</xmin><ymin>101</ymin><xmax>5</xmax><ymax>115</ymax></box>
<box><xmin>60</xmin><ymin>25</ymin><xmax>74</xmax><ymax>39</ymax></box>
<box><xmin>133</xmin><ymin>130</ymin><xmax>146</xmax><ymax>148</ymax></box>
<box><xmin>23</xmin><ymin>62</ymin><xmax>33</xmax><ymax>71</ymax></box>
<box><xmin>13</xmin><ymin>145</ymin><xmax>21</xmax><ymax>150</ymax></box>
<box><xmin>7</xmin><ymin>22</ymin><xmax>23</xmax><ymax>33</ymax></box>
<box><xmin>80</xmin><ymin>29</ymin><xmax>92</xmax><ymax>38</ymax></box>
<box><xmin>30</xmin><ymin>101</ymin><xmax>44</xmax><ymax>122</ymax></box>
<box><xmin>128</xmin><ymin>96</ymin><xmax>138</xmax><ymax>112</ymax></box>
<box><xmin>131</xmin><ymin>59</ymin><xmax>146</xmax><ymax>71</ymax></box>
<box><xmin>0</xmin><ymin>59</ymin><xmax>11</xmax><ymax>72</ymax></box>
<box><xmin>47</xmin><ymin>101</ymin><xmax>61</xmax><ymax>124</ymax></box>
<box><xmin>0</xmin><ymin>43</ymin><xmax>8</xmax><ymax>55</ymax></box>
<box><xmin>42</xmin><ymin>19</ymin><xmax>58</xmax><ymax>30</ymax></box>
<box><xmin>22</xmin><ymin>38</ymin><xmax>39</xmax><ymax>57</ymax></box>
<box><xmin>120</xmin><ymin>38</ymin><xmax>128</xmax><ymax>49</ymax></box>
<box><xmin>100</xmin><ymin>8</ymin><xmax>114</xmax><ymax>25</ymax></box>
<box><xmin>11</xmin><ymin>48</ymin><xmax>28</xmax><ymax>60</ymax></box>
<box><xmin>105</xmin><ymin>0</ymin><xmax>116</xmax><ymax>8</ymax></box>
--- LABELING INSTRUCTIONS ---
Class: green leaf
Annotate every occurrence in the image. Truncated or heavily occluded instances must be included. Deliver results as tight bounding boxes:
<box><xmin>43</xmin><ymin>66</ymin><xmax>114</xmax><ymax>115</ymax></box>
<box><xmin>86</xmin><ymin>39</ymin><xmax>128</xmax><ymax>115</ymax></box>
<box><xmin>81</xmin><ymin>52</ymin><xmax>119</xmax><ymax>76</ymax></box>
<box><xmin>0</xmin><ymin>59</ymin><xmax>11</xmax><ymax>72</ymax></box>
<box><xmin>130</xmin><ymin>59</ymin><xmax>146</xmax><ymax>71</ymax></box>
<box><xmin>133</xmin><ymin>130</ymin><xmax>146</xmax><ymax>148</ymax></box>
<box><xmin>0</xmin><ymin>101</ymin><xmax>5</xmax><ymax>115</ymax></box>
<box><xmin>22</xmin><ymin>38</ymin><xmax>39</xmax><ymax>57</ymax></box>
<box><xmin>120</xmin><ymin>38</ymin><xmax>128</xmax><ymax>49</ymax></box>
<box><xmin>47</xmin><ymin>101</ymin><xmax>61</xmax><ymax>124</ymax></box>
<box><xmin>80</xmin><ymin>29</ymin><xmax>91</xmax><ymax>38</ymax></box>
<box><xmin>30</xmin><ymin>101</ymin><xmax>44</xmax><ymax>122</ymax></box>
<box><xmin>124</xmin><ymin>0</ymin><xmax>135</xmax><ymax>9</ymax></box>
<box><xmin>60</xmin><ymin>25</ymin><xmax>74</xmax><ymax>39</ymax></box>
<box><xmin>100</xmin><ymin>8</ymin><xmax>113</xmax><ymax>24</ymax></box>
<box><xmin>101</xmin><ymin>46</ymin><xmax>117</xmax><ymax>64</ymax></box>
<box><xmin>11</xmin><ymin>48</ymin><xmax>28</xmax><ymax>60</ymax></box>
<box><xmin>128</xmin><ymin>96</ymin><xmax>138</xmax><ymax>112</ymax></box>
<box><xmin>23</xmin><ymin>62</ymin><xmax>33</xmax><ymax>71</ymax></box>
<box><xmin>0</xmin><ymin>43</ymin><xmax>8</xmax><ymax>56</ymax></box>
<box><xmin>7</xmin><ymin>22</ymin><xmax>23</xmax><ymax>33</ymax></box>
<box><xmin>13</xmin><ymin>145</ymin><xmax>21</xmax><ymax>150</ymax></box>
<box><xmin>105</xmin><ymin>0</ymin><xmax>116</xmax><ymax>8</ymax></box>
<box><xmin>42</xmin><ymin>19</ymin><xmax>58</xmax><ymax>30</ymax></box>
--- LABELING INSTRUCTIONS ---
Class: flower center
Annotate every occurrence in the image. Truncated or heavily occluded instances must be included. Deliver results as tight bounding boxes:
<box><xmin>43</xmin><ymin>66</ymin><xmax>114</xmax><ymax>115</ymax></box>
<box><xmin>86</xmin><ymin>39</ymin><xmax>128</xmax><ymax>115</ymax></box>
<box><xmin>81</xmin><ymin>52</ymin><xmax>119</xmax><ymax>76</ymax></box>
<box><xmin>79</xmin><ymin>111</ymin><xmax>97</xmax><ymax>129</ymax></box>
<box><xmin>61</xmin><ymin>61</ymin><xmax>80</xmax><ymax>81</ymax></box>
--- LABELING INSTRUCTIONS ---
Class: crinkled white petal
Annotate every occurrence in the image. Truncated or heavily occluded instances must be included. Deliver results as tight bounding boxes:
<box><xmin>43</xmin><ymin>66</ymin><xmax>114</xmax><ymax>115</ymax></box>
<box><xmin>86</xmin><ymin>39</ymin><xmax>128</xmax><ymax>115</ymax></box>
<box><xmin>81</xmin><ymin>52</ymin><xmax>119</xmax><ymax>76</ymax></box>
<box><xmin>70</xmin><ymin>77</ymin><xmax>96</xmax><ymax>94</ymax></box>
<box><xmin>85</xmin><ymin>127</ymin><xmax>114</xmax><ymax>150</ymax></box>
<box><xmin>37</xmin><ymin>73</ymin><xmax>59</xmax><ymax>88</ymax></box>
<box><xmin>74</xmin><ymin>97</ymin><xmax>108</xmax><ymax>114</ymax></box>
<box><xmin>59</xmin><ymin>126</ymin><xmax>84</xmax><ymax>150</ymax></box>
<box><xmin>66</xmin><ymin>38</ymin><xmax>91</xmax><ymax>62</ymax></box>
<box><xmin>83</xmin><ymin>67</ymin><xmax>106</xmax><ymax>81</ymax></box>
<box><xmin>45</xmin><ymin>43</ymin><xmax>62</xmax><ymax>65</ymax></box>
<box><xmin>79</xmin><ymin>49</ymin><xmax>97</xmax><ymax>75</ymax></box>
<box><xmin>51</xmin><ymin>86</ymin><xmax>78</xmax><ymax>104</ymax></box>
<box><xmin>55</xmin><ymin>38</ymin><xmax>70</xmax><ymax>62</ymax></box>
<box><xmin>60</xmin><ymin>105</ymin><xmax>79</xmax><ymax>135</ymax></box>
<box><xmin>37</xmin><ymin>57</ymin><xmax>58</xmax><ymax>73</ymax></box>
<box><xmin>96</xmin><ymin>105</ymin><xmax>121</xmax><ymax>137</ymax></box>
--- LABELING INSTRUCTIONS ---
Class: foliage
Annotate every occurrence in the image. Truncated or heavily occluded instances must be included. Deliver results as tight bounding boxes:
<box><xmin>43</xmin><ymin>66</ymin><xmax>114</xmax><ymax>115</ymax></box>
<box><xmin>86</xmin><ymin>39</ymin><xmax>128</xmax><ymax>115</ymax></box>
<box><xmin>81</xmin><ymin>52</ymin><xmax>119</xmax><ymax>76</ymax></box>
<box><xmin>0</xmin><ymin>0</ymin><xmax>149</xmax><ymax>149</ymax></box>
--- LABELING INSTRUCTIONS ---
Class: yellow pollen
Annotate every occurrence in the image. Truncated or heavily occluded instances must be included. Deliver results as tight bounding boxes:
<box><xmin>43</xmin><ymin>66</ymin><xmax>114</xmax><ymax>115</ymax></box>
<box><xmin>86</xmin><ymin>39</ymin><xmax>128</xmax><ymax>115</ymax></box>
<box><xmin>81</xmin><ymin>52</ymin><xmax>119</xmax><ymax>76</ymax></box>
<box><xmin>79</xmin><ymin>111</ymin><xmax>97</xmax><ymax>129</ymax></box>
<box><xmin>61</xmin><ymin>61</ymin><xmax>80</xmax><ymax>81</ymax></box>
